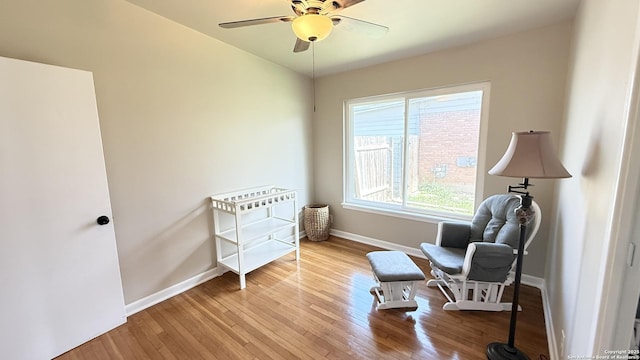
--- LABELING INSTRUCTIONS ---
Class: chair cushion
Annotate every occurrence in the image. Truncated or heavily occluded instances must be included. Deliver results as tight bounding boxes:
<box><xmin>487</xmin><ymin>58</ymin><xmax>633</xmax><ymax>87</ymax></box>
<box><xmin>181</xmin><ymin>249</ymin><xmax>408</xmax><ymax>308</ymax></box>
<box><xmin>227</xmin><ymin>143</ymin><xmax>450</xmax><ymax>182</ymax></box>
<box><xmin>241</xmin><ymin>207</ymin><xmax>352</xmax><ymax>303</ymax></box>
<box><xmin>470</xmin><ymin>194</ymin><xmax>521</xmax><ymax>248</ymax></box>
<box><xmin>420</xmin><ymin>243</ymin><xmax>466</xmax><ymax>275</ymax></box>
<box><xmin>467</xmin><ymin>242</ymin><xmax>516</xmax><ymax>282</ymax></box>
<box><xmin>438</xmin><ymin>222</ymin><xmax>471</xmax><ymax>249</ymax></box>
<box><xmin>366</xmin><ymin>251</ymin><xmax>425</xmax><ymax>282</ymax></box>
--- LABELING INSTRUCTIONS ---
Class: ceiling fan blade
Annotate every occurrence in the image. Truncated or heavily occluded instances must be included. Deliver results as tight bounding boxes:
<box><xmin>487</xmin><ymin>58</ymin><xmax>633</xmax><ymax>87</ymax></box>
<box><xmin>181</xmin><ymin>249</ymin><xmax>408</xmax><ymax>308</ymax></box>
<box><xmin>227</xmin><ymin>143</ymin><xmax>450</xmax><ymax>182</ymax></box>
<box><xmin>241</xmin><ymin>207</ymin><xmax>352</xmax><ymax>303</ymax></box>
<box><xmin>332</xmin><ymin>0</ymin><xmax>367</xmax><ymax>10</ymax></box>
<box><xmin>219</xmin><ymin>16</ymin><xmax>294</xmax><ymax>29</ymax></box>
<box><xmin>293</xmin><ymin>38</ymin><xmax>310</xmax><ymax>53</ymax></box>
<box><xmin>332</xmin><ymin>15</ymin><xmax>388</xmax><ymax>38</ymax></box>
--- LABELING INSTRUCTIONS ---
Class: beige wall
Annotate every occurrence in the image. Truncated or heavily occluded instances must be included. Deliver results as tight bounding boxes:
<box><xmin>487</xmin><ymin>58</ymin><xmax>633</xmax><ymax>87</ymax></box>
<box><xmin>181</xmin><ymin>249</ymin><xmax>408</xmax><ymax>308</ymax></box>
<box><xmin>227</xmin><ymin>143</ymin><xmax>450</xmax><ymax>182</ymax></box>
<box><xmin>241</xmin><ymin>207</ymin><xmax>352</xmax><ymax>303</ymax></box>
<box><xmin>547</xmin><ymin>0</ymin><xmax>640</xmax><ymax>356</ymax></box>
<box><xmin>313</xmin><ymin>22</ymin><xmax>572</xmax><ymax>278</ymax></box>
<box><xmin>0</xmin><ymin>0</ymin><xmax>314</xmax><ymax>304</ymax></box>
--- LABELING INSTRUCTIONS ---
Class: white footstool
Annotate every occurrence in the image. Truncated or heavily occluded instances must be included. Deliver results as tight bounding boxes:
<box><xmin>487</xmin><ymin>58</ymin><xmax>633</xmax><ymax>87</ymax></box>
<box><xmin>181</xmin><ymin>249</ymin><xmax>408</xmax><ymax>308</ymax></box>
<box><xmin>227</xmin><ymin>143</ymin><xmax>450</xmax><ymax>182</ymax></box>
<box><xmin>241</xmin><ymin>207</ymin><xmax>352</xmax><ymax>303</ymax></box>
<box><xmin>366</xmin><ymin>250</ymin><xmax>425</xmax><ymax>310</ymax></box>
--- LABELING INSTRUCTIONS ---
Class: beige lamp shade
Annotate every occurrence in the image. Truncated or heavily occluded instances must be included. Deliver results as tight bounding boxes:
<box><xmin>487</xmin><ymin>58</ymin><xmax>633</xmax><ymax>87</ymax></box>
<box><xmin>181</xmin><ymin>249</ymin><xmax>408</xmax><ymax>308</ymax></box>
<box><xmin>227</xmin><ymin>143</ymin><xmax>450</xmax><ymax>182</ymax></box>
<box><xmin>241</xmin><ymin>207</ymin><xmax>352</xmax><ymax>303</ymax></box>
<box><xmin>488</xmin><ymin>131</ymin><xmax>571</xmax><ymax>179</ymax></box>
<box><xmin>292</xmin><ymin>14</ymin><xmax>333</xmax><ymax>42</ymax></box>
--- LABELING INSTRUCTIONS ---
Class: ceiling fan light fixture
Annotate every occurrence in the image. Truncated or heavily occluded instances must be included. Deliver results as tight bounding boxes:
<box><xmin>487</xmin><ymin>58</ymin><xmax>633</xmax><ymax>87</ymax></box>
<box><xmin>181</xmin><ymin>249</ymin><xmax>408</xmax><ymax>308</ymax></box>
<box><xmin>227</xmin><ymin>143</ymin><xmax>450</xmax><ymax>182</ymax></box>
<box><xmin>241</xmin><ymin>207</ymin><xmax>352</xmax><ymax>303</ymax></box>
<box><xmin>292</xmin><ymin>14</ymin><xmax>333</xmax><ymax>42</ymax></box>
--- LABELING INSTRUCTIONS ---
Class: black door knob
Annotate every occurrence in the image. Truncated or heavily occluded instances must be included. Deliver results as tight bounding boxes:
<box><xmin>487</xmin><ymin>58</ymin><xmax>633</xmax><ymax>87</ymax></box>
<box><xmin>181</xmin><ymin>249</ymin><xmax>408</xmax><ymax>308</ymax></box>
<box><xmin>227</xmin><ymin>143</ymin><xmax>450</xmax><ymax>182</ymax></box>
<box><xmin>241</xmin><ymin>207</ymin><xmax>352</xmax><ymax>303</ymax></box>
<box><xmin>96</xmin><ymin>216</ymin><xmax>110</xmax><ymax>225</ymax></box>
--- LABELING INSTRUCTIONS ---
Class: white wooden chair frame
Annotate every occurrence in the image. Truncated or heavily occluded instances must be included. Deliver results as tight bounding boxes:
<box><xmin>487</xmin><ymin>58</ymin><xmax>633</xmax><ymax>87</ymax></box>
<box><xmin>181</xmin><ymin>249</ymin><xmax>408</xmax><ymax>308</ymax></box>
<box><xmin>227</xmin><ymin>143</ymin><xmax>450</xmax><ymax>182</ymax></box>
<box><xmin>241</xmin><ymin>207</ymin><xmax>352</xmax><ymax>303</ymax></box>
<box><xmin>427</xmin><ymin>200</ymin><xmax>541</xmax><ymax>311</ymax></box>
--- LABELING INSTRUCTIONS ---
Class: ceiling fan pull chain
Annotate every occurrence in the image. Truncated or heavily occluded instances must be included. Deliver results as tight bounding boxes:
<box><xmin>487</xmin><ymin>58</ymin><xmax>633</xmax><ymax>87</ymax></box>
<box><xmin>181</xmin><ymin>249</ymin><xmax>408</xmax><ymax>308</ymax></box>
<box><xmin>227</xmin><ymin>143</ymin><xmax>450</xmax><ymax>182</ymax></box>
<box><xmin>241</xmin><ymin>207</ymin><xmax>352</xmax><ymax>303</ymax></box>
<box><xmin>312</xmin><ymin>41</ymin><xmax>316</xmax><ymax>112</ymax></box>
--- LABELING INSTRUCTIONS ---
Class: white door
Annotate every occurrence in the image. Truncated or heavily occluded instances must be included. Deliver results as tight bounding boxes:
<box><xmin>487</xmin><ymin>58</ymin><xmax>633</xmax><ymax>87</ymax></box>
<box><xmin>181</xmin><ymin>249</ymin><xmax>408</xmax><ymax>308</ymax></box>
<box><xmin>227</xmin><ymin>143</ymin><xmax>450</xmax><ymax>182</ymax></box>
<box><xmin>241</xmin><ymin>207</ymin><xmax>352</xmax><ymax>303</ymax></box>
<box><xmin>611</xmin><ymin>154</ymin><xmax>640</xmax><ymax>350</ymax></box>
<box><xmin>0</xmin><ymin>56</ymin><xmax>126</xmax><ymax>359</ymax></box>
<box><xmin>606</xmin><ymin>40</ymin><xmax>640</xmax><ymax>351</ymax></box>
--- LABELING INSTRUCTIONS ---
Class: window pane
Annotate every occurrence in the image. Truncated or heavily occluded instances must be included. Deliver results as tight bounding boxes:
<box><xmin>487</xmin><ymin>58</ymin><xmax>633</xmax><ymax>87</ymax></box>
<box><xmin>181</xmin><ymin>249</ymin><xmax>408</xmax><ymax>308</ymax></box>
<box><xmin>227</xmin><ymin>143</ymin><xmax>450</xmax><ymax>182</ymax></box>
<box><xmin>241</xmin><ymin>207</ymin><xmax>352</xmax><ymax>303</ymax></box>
<box><xmin>406</xmin><ymin>91</ymin><xmax>482</xmax><ymax>215</ymax></box>
<box><xmin>345</xmin><ymin>82</ymin><xmax>488</xmax><ymax>220</ymax></box>
<box><xmin>351</xmin><ymin>99</ymin><xmax>405</xmax><ymax>205</ymax></box>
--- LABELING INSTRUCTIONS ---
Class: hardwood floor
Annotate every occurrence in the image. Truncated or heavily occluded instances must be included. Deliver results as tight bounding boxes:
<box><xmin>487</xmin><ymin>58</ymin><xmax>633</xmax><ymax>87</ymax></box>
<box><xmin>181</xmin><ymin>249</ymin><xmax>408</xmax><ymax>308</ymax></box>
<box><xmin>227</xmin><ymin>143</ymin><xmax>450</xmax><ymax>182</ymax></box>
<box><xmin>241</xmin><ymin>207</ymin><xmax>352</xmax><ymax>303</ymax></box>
<box><xmin>58</xmin><ymin>236</ymin><xmax>549</xmax><ymax>360</ymax></box>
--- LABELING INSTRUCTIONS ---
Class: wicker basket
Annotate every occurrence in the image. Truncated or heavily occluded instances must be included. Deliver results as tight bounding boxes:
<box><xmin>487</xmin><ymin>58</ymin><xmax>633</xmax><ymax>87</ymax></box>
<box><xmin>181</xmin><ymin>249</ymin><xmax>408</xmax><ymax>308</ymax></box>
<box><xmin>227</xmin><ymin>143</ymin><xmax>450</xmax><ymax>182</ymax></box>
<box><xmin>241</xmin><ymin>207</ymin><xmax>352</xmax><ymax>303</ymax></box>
<box><xmin>304</xmin><ymin>204</ymin><xmax>330</xmax><ymax>241</ymax></box>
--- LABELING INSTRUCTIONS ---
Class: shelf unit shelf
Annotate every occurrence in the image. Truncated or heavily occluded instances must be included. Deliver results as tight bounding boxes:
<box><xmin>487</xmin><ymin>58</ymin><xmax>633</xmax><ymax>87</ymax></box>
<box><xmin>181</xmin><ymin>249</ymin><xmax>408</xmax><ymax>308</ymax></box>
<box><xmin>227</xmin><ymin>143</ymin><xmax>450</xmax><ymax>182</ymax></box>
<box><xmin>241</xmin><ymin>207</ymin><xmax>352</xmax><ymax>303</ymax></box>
<box><xmin>216</xmin><ymin>217</ymin><xmax>295</xmax><ymax>244</ymax></box>
<box><xmin>211</xmin><ymin>186</ymin><xmax>299</xmax><ymax>289</ymax></box>
<box><xmin>218</xmin><ymin>239</ymin><xmax>296</xmax><ymax>275</ymax></box>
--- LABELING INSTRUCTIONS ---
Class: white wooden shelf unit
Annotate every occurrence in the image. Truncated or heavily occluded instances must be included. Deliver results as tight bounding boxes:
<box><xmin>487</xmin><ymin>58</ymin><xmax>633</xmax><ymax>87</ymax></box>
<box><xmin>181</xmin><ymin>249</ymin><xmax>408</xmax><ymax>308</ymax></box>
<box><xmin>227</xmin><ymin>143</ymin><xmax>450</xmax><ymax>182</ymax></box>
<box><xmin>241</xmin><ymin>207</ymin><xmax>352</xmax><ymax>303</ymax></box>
<box><xmin>210</xmin><ymin>186</ymin><xmax>299</xmax><ymax>289</ymax></box>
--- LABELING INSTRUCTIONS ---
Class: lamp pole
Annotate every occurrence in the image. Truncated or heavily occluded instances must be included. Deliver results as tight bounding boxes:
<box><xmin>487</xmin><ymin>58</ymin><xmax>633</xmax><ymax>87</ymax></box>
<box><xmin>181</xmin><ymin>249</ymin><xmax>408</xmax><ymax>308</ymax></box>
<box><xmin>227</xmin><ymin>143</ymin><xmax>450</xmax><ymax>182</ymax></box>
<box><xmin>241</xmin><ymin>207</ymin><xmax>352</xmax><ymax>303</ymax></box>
<box><xmin>487</xmin><ymin>181</ymin><xmax>535</xmax><ymax>360</ymax></box>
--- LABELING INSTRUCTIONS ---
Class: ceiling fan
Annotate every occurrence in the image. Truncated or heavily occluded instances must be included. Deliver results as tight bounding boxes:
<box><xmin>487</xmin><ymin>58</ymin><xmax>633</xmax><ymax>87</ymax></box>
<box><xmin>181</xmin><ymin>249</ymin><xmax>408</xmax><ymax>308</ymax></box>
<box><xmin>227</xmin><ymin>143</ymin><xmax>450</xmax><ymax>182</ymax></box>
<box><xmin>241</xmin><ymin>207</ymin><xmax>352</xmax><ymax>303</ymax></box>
<box><xmin>219</xmin><ymin>0</ymin><xmax>388</xmax><ymax>53</ymax></box>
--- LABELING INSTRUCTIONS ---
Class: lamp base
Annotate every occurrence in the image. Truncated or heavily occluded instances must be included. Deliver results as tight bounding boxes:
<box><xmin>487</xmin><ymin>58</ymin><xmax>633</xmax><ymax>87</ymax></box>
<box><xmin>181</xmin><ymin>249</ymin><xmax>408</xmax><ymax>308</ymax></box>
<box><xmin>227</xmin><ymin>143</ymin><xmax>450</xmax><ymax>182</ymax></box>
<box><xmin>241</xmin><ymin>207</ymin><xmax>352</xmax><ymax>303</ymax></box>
<box><xmin>486</xmin><ymin>342</ymin><xmax>530</xmax><ymax>360</ymax></box>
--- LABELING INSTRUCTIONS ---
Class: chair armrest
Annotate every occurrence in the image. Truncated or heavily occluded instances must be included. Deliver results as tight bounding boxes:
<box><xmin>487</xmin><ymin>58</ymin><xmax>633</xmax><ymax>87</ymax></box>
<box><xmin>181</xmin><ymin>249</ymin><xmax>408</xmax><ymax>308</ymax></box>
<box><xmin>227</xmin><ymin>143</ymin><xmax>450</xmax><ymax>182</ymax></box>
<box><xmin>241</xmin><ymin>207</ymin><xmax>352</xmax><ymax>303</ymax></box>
<box><xmin>462</xmin><ymin>242</ymin><xmax>516</xmax><ymax>282</ymax></box>
<box><xmin>436</xmin><ymin>222</ymin><xmax>471</xmax><ymax>249</ymax></box>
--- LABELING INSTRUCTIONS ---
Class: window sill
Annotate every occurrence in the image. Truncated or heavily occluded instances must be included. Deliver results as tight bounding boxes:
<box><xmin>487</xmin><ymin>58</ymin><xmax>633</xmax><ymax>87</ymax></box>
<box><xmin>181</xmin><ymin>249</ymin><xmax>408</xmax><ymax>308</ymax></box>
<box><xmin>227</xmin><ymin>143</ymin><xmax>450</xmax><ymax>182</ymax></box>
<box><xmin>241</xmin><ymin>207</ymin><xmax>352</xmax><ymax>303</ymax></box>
<box><xmin>341</xmin><ymin>202</ymin><xmax>472</xmax><ymax>224</ymax></box>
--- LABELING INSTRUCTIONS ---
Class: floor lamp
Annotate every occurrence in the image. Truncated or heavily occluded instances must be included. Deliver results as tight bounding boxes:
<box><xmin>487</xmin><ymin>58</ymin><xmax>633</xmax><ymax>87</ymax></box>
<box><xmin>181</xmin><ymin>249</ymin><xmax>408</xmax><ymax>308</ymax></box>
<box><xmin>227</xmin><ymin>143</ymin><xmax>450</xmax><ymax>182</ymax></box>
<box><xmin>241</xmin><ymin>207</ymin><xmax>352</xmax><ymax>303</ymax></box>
<box><xmin>486</xmin><ymin>131</ymin><xmax>571</xmax><ymax>360</ymax></box>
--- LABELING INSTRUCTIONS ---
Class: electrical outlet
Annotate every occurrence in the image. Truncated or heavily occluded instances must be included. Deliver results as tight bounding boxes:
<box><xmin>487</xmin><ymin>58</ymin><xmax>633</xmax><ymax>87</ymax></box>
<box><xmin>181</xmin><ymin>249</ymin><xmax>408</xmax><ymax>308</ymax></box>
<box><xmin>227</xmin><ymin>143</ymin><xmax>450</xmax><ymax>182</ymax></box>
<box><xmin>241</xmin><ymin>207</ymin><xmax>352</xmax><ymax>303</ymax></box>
<box><xmin>560</xmin><ymin>330</ymin><xmax>566</xmax><ymax>358</ymax></box>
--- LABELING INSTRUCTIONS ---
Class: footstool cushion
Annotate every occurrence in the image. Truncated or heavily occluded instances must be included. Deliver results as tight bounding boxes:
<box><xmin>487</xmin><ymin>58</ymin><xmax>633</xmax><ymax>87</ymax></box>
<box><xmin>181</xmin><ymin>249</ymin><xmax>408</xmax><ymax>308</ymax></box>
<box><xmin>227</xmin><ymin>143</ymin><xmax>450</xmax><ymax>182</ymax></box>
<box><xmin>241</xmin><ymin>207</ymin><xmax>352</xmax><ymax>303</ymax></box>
<box><xmin>366</xmin><ymin>251</ymin><xmax>426</xmax><ymax>282</ymax></box>
<box><xmin>366</xmin><ymin>250</ymin><xmax>425</xmax><ymax>310</ymax></box>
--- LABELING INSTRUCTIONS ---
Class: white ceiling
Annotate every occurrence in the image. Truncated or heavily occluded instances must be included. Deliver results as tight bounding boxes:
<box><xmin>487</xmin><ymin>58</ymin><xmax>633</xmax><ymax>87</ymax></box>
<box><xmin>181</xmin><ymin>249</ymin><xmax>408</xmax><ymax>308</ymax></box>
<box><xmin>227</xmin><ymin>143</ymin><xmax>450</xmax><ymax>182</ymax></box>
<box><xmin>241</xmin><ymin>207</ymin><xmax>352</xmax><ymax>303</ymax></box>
<box><xmin>125</xmin><ymin>0</ymin><xmax>580</xmax><ymax>77</ymax></box>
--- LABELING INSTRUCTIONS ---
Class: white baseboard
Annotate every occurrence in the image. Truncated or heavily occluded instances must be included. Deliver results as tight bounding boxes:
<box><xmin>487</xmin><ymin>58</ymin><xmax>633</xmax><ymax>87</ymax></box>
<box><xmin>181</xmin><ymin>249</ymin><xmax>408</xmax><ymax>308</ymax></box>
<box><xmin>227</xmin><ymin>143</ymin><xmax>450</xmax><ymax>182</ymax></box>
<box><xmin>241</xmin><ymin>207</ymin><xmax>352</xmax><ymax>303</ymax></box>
<box><xmin>125</xmin><ymin>231</ymin><xmax>308</xmax><ymax>316</ymax></box>
<box><xmin>329</xmin><ymin>229</ymin><xmax>426</xmax><ymax>258</ymax></box>
<box><xmin>125</xmin><ymin>267</ymin><xmax>223</xmax><ymax>316</ymax></box>
<box><xmin>330</xmin><ymin>228</ymin><xmax>556</xmax><ymax>359</ymax></box>
<box><xmin>539</xmin><ymin>280</ymin><xmax>559</xmax><ymax>360</ymax></box>
<box><xmin>521</xmin><ymin>273</ymin><xmax>545</xmax><ymax>289</ymax></box>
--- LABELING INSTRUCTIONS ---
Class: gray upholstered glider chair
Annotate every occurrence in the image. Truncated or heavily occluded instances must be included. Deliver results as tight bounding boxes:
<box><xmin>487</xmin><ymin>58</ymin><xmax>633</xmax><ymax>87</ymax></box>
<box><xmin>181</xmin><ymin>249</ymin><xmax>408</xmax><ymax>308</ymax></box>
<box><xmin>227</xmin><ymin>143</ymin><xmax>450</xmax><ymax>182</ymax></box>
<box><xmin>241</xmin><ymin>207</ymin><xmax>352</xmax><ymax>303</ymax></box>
<box><xmin>420</xmin><ymin>194</ymin><xmax>541</xmax><ymax>311</ymax></box>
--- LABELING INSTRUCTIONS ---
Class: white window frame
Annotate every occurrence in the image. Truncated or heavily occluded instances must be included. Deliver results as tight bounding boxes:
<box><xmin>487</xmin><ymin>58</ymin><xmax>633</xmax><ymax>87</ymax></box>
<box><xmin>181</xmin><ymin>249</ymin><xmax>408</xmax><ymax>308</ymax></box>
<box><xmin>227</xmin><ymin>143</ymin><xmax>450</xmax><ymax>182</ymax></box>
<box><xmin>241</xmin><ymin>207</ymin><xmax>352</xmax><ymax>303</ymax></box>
<box><xmin>342</xmin><ymin>82</ymin><xmax>491</xmax><ymax>223</ymax></box>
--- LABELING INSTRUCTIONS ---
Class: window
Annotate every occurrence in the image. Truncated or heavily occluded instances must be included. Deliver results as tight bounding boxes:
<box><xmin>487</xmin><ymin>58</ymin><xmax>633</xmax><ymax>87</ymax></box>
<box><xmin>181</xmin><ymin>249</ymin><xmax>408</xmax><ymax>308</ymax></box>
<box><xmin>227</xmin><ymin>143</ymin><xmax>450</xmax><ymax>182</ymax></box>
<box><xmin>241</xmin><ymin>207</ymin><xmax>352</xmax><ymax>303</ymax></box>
<box><xmin>343</xmin><ymin>82</ymin><xmax>490</xmax><ymax>221</ymax></box>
